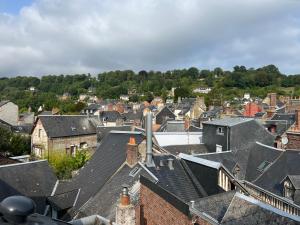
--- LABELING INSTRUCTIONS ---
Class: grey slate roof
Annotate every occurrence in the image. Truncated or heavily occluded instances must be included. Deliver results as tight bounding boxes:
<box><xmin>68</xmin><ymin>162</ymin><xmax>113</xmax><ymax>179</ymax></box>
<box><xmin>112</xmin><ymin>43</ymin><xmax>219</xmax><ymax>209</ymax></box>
<box><xmin>55</xmin><ymin>131</ymin><xmax>144</xmax><ymax>218</ymax></box>
<box><xmin>203</xmin><ymin>117</ymin><xmax>254</xmax><ymax>127</ymax></box>
<box><xmin>77</xmin><ymin>164</ymin><xmax>145</xmax><ymax>220</ymax></box>
<box><xmin>221</xmin><ymin>193</ymin><xmax>299</xmax><ymax>225</ymax></box>
<box><xmin>288</xmin><ymin>175</ymin><xmax>300</xmax><ymax>189</ymax></box>
<box><xmin>100</xmin><ymin>111</ymin><xmax>122</xmax><ymax>122</ymax></box>
<box><xmin>254</xmin><ymin>150</ymin><xmax>300</xmax><ymax>201</ymax></box>
<box><xmin>196</xmin><ymin>142</ymin><xmax>283</xmax><ymax>181</ymax></box>
<box><xmin>0</xmin><ymin>160</ymin><xmax>57</xmax><ymax>214</ymax></box>
<box><xmin>38</xmin><ymin>115</ymin><xmax>102</xmax><ymax>138</ymax></box>
<box><xmin>146</xmin><ymin>155</ymin><xmax>204</xmax><ymax>203</ymax></box>
<box><xmin>96</xmin><ymin>125</ymin><xmax>133</xmax><ymax>141</ymax></box>
<box><xmin>163</xmin><ymin>144</ymin><xmax>208</xmax><ymax>155</ymax></box>
<box><xmin>190</xmin><ymin>191</ymin><xmax>236</xmax><ymax>222</ymax></box>
<box><xmin>47</xmin><ymin>189</ymin><xmax>79</xmax><ymax>211</ymax></box>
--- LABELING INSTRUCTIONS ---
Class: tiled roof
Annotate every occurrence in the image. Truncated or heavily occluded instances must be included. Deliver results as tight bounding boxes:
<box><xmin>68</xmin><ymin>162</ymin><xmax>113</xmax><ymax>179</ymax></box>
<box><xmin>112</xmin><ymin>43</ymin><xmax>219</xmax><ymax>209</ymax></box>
<box><xmin>39</xmin><ymin>115</ymin><xmax>102</xmax><ymax>138</ymax></box>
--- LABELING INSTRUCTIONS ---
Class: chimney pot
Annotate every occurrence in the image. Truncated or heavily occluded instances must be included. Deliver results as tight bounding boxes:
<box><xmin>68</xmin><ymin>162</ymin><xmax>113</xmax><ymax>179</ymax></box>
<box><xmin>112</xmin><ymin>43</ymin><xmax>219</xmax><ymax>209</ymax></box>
<box><xmin>167</xmin><ymin>158</ymin><xmax>174</xmax><ymax>170</ymax></box>
<box><xmin>126</xmin><ymin>136</ymin><xmax>138</xmax><ymax>167</ymax></box>
<box><xmin>120</xmin><ymin>184</ymin><xmax>130</xmax><ymax>206</ymax></box>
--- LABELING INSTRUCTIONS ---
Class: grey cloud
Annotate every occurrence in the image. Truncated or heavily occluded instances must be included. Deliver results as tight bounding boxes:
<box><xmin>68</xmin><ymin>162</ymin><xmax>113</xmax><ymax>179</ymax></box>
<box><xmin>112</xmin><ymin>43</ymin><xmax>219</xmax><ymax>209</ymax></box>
<box><xmin>0</xmin><ymin>0</ymin><xmax>300</xmax><ymax>76</ymax></box>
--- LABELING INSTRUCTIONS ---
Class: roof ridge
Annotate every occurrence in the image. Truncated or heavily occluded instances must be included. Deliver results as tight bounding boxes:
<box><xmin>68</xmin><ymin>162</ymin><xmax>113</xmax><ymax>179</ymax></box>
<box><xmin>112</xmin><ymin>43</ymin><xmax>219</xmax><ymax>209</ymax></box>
<box><xmin>0</xmin><ymin>159</ymin><xmax>47</xmax><ymax>168</ymax></box>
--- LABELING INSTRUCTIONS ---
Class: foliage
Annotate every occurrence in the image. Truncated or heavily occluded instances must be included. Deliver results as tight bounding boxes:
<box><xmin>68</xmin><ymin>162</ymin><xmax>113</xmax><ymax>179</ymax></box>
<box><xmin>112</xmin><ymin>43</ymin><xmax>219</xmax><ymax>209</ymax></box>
<box><xmin>0</xmin><ymin>127</ymin><xmax>30</xmax><ymax>156</ymax></box>
<box><xmin>47</xmin><ymin>150</ymin><xmax>91</xmax><ymax>179</ymax></box>
<box><xmin>1</xmin><ymin>64</ymin><xmax>300</xmax><ymax>112</ymax></box>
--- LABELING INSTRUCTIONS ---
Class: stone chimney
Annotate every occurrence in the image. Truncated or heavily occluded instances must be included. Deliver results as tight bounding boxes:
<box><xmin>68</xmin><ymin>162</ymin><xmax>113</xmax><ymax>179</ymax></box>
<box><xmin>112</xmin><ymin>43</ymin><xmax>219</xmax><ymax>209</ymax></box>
<box><xmin>269</xmin><ymin>93</ymin><xmax>277</xmax><ymax>109</ymax></box>
<box><xmin>126</xmin><ymin>136</ymin><xmax>138</xmax><ymax>167</ymax></box>
<box><xmin>116</xmin><ymin>185</ymin><xmax>135</xmax><ymax>225</ymax></box>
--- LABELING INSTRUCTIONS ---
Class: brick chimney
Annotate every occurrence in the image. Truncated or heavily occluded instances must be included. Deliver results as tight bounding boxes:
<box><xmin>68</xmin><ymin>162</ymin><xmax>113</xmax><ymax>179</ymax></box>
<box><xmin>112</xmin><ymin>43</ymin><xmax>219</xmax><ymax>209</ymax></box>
<box><xmin>116</xmin><ymin>185</ymin><xmax>135</xmax><ymax>225</ymax></box>
<box><xmin>184</xmin><ymin>117</ymin><xmax>190</xmax><ymax>130</ymax></box>
<box><xmin>269</xmin><ymin>93</ymin><xmax>277</xmax><ymax>109</ymax></box>
<box><xmin>126</xmin><ymin>136</ymin><xmax>138</xmax><ymax>167</ymax></box>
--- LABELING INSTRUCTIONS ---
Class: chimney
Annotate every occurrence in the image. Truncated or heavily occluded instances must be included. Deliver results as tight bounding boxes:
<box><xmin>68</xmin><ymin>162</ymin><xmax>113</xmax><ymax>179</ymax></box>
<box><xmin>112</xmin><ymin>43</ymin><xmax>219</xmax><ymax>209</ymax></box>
<box><xmin>295</xmin><ymin>109</ymin><xmax>300</xmax><ymax>130</ymax></box>
<box><xmin>126</xmin><ymin>136</ymin><xmax>138</xmax><ymax>167</ymax></box>
<box><xmin>116</xmin><ymin>185</ymin><xmax>135</xmax><ymax>225</ymax></box>
<box><xmin>270</xmin><ymin>93</ymin><xmax>277</xmax><ymax>109</ymax></box>
<box><xmin>146</xmin><ymin>112</ymin><xmax>154</xmax><ymax>167</ymax></box>
<box><xmin>167</xmin><ymin>158</ymin><xmax>174</xmax><ymax>170</ymax></box>
<box><xmin>184</xmin><ymin>117</ymin><xmax>190</xmax><ymax>130</ymax></box>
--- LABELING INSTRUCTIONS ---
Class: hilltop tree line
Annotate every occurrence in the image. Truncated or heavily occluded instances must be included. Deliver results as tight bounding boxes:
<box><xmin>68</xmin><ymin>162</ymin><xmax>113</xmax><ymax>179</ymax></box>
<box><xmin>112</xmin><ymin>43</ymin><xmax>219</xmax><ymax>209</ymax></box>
<box><xmin>0</xmin><ymin>64</ymin><xmax>300</xmax><ymax>113</ymax></box>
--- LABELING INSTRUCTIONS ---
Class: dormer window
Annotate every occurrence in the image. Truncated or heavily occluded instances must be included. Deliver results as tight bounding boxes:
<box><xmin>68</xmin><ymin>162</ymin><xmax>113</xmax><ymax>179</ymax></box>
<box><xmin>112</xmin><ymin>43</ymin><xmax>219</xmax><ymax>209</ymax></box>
<box><xmin>284</xmin><ymin>180</ymin><xmax>295</xmax><ymax>200</ymax></box>
<box><xmin>217</xmin><ymin>127</ymin><xmax>224</xmax><ymax>135</ymax></box>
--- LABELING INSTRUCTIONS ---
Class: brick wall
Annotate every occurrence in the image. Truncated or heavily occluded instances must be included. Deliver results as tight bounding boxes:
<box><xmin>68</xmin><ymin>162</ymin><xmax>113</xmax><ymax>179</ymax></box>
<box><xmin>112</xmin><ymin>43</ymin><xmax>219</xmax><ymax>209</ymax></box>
<box><xmin>136</xmin><ymin>184</ymin><xmax>191</xmax><ymax>225</ymax></box>
<box><xmin>136</xmin><ymin>184</ymin><xmax>213</xmax><ymax>225</ymax></box>
<box><xmin>286</xmin><ymin>132</ymin><xmax>300</xmax><ymax>150</ymax></box>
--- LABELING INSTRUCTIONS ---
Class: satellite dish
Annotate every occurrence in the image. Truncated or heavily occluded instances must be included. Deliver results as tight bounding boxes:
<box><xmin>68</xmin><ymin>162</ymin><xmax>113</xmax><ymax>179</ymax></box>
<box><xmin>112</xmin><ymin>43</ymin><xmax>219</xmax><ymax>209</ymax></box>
<box><xmin>282</xmin><ymin>136</ymin><xmax>289</xmax><ymax>145</ymax></box>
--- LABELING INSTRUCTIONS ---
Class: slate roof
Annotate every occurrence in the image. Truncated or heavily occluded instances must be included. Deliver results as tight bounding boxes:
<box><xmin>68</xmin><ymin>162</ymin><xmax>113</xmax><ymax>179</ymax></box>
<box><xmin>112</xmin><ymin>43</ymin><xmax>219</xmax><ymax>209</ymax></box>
<box><xmin>203</xmin><ymin>117</ymin><xmax>254</xmax><ymax>127</ymax></box>
<box><xmin>122</xmin><ymin>110</ymin><xmax>143</xmax><ymax>122</ymax></box>
<box><xmin>77</xmin><ymin>164</ymin><xmax>145</xmax><ymax>220</ymax></box>
<box><xmin>188</xmin><ymin>125</ymin><xmax>202</xmax><ymax>132</ymax></box>
<box><xmin>163</xmin><ymin>144</ymin><xmax>208</xmax><ymax>155</ymax></box>
<box><xmin>254</xmin><ymin>150</ymin><xmax>300</xmax><ymax>201</ymax></box>
<box><xmin>55</xmin><ymin>131</ymin><xmax>144</xmax><ymax>218</ymax></box>
<box><xmin>0</xmin><ymin>155</ymin><xmax>19</xmax><ymax>165</ymax></box>
<box><xmin>96</xmin><ymin>125</ymin><xmax>133</xmax><ymax>141</ymax></box>
<box><xmin>47</xmin><ymin>189</ymin><xmax>79</xmax><ymax>211</ymax></box>
<box><xmin>0</xmin><ymin>160</ymin><xmax>57</xmax><ymax>214</ymax></box>
<box><xmin>145</xmin><ymin>155</ymin><xmax>204</xmax><ymax>203</ymax></box>
<box><xmin>221</xmin><ymin>193</ymin><xmax>300</xmax><ymax>225</ymax></box>
<box><xmin>288</xmin><ymin>175</ymin><xmax>300</xmax><ymax>189</ymax></box>
<box><xmin>195</xmin><ymin>142</ymin><xmax>283</xmax><ymax>181</ymax></box>
<box><xmin>100</xmin><ymin>111</ymin><xmax>122</xmax><ymax>122</ymax></box>
<box><xmin>38</xmin><ymin>115</ymin><xmax>102</xmax><ymax>138</ymax></box>
<box><xmin>190</xmin><ymin>191</ymin><xmax>236</xmax><ymax>222</ymax></box>
<box><xmin>12</xmin><ymin>124</ymin><xmax>33</xmax><ymax>134</ymax></box>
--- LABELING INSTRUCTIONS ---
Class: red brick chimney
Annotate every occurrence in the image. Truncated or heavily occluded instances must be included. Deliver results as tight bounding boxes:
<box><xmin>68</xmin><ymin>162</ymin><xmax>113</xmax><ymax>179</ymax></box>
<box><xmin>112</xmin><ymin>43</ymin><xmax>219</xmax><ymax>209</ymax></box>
<box><xmin>270</xmin><ymin>93</ymin><xmax>277</xmax><ymax>109</ymax></box>
<box><xmin>126</xmin><ymin>136</ymin><xmax>138</xmax><ymax>167</ymax></box>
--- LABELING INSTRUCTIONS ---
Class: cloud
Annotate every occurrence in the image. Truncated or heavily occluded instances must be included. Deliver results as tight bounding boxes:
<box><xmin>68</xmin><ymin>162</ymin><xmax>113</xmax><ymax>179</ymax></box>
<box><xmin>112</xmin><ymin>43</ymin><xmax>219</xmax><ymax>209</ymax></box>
<box><xmin>0</xmin><ymin>0</ymin><xmax>300</xmax><ymax>76</ymax></box>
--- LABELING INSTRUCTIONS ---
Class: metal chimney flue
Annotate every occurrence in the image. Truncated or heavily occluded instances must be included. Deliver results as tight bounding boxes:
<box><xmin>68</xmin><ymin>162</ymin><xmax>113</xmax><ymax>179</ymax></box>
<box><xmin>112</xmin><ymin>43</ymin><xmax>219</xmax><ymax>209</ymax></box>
<box><xmin>146</xmin><ymin>112</ymin><xmax>154</xmax><ymax>167</ymax></box>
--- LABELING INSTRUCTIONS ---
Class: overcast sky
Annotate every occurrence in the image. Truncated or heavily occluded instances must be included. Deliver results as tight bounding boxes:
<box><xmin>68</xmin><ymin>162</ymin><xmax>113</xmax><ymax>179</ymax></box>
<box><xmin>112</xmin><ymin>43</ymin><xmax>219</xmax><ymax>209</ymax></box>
<box><xmin>0</xmin><ymin>0</ymin><xmax>300</xmax><ymax>76</ymax></box>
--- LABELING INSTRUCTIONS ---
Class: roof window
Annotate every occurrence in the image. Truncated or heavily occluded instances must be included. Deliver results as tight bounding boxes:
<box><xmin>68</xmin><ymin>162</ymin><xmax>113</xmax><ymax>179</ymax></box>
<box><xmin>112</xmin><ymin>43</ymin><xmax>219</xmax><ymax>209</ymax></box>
<box><xmin>257</xmin><ymin>161</ymin><xmax>271</xmax><ymax>173</ymax></box>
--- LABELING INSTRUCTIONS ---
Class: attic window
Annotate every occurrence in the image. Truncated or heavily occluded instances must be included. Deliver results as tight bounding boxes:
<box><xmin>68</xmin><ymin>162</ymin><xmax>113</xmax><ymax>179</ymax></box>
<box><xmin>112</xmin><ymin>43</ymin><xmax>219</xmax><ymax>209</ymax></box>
<box><xmin>284</xmin><ymin>180</ymin><xmax>295</xmax><ymax>200</ymax></box>
<box><xmin>217</xmin><ymin>127</ymin><xmax>224</xmax><ymax>135</ymax></box>
<box><xmin>129</xmin><ymin>167</ymin><xmax>141</xmax><ymax>177</ymax></box>
<box><xmin>257</xmin><ymin>161</ymin><xmax>271</xmax><ymax>173</ymax></box>
<box><xmin>71</xmin><ymin>127</ymin><xmax>77</xmax><ymax>131</ymax></box>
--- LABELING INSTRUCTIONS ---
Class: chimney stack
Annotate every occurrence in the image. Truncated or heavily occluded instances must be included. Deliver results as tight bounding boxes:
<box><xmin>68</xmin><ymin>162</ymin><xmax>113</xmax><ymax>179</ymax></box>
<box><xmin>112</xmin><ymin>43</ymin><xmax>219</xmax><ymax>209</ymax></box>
<box><xmin>146</xmin><ymin>112</ymin><xmax>154</xmax><ymax>167</ymax></box>
<box><xmin>167</xmin><ymin>158</ymin><xmax>174</xmax><ymax>170</ymax></box>
<box><xmin>126</xmin><ymin>136</ymin><xmax>138</xmax><ymax>167</ymax></box>
<box><xmin>184</xmin><ymin>116</ymin><xmax>190</xmax><ymax>130</ymax></box>
<box><xmin>116</xmin><ymin>185</ymin><xmax>135</xmax><ymax>225</ymax></box>
<box><xmin>270</xmin><ymin>93</ymin><xmax>277</xmax><ymax>109</ymax></box>
<box><xmin>295</xmin><ymin>109</ymin><xmax>300</xmax><ymax>130</ymax></box>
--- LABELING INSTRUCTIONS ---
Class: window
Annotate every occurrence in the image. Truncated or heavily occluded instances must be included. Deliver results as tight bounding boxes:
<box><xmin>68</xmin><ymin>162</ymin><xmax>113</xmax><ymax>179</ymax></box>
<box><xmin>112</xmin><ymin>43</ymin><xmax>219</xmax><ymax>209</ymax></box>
<box><xmin>38</xmin><ymin>129</ymin><xmax>42</xmax><ymax>138</ymax></box>
<box><xmin>257</xmin><ymin>161</ymin><xmax>271</xmax><ymax>173</ymax></box>
<box><xmin>284</xmin><ymin>180</ymin><xmax>295</xmax><ymax>200</ymax></box>
<box><xmin>216</xmin><ymin>144</ymin><xmax>223</xmax><ymax>153</ymax></box>
<box><xmin>70</xmin><ymin>145</ymin><xmax>77</xmax><ymax>157</ymax></box>
<box><xmin>129</xmin><ymin>167</ymin><xmax>141</xmax><ymax>177</ymax></box>
<box><xmin>217</xmin><ymin>127</ymin><xmax>224</xmax><ymax>135</ymax></box>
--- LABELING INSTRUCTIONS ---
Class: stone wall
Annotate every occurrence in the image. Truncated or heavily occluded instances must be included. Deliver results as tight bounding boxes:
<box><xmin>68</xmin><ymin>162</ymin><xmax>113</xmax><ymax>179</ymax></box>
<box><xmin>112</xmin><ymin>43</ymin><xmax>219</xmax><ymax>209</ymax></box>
<box><xmin>0</xmin><ymin>101</ymin><xmax>19</xmax><ymax>125</ymax></box>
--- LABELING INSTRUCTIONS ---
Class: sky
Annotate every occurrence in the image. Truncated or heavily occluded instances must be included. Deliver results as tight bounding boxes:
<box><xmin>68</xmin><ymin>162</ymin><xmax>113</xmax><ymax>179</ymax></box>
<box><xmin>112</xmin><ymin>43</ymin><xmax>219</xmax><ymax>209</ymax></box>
<box><xmin>0</xmin><ymin>0</ymin><xmax>300</xmax><ymax>77</ymax></box>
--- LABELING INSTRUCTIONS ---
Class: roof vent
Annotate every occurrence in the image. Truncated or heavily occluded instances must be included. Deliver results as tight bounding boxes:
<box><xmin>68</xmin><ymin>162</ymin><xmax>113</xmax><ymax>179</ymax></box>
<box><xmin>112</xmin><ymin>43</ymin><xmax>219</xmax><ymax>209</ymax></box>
<box><xmin>0</xmin><ymin>196</ymin><xmax>36</xmax><ymax>224</ymax></box>
<box><xmin>167</xmin><ymin>158</ymin><xmax>174</xmax><ymax>170</ymax></box>
<box><xmin>159</xmin><ymin>159</ymin><xmax>164</xmax><ymax>167</ymax></box>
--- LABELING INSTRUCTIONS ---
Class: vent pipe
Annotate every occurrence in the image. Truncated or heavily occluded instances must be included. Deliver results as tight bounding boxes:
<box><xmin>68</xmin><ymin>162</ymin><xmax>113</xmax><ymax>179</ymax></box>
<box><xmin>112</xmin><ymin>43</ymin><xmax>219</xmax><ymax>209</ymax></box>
<box><xmin>146</xmin><ymin>112</ymin><xmax>154</xmax><ymax>167</ymax></box>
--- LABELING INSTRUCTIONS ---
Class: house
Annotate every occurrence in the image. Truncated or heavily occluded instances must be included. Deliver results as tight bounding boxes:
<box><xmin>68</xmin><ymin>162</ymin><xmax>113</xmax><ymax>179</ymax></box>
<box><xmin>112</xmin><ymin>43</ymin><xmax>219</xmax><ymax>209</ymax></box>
<box><xmin>243</xmin><ymin>102</ymin><xmax>262</xmax><ymax>117</ymax></box>
<box><xmin>31</xmin><ymin>115</ymin><xmax>102</xmax><ymax>158</ymax></box>
<box><xmin>202</xmin><ymin>117</ymin><xmax>275</xmax><ymax>152</ymax></box>
<box><xmin>49</xmin><ymin>131</ymin><xmax>146</xmax><ymax>220</ymax></box>
<box><xmin>99</xmin><ymin>111</ymin><xmax>124</xmax><ymax>126</ymax></box>
<box><xmin>0</xmin><ymin>101</ymin><xmax>18</xmax><ymax>126</ymax></box>
<box><xmin>154</xmin><ymin>106</ymin><xmax>176</xmax><ymax>125</ymax></box>
<box><xmin>193</xmin><ymin>87</ymin><xmax>211</xmax><ymax>94</ymax></box>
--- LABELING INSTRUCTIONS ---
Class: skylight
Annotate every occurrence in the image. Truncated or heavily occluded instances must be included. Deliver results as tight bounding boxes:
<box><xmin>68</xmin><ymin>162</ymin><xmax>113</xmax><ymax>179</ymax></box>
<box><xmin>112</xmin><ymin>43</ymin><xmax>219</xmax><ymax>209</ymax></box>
<box><xmin>257</xmin><ymin>161</ymin><xmax>271</xmax><ymax>173</ymax></box>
